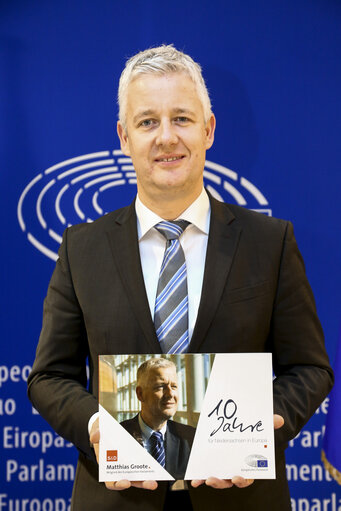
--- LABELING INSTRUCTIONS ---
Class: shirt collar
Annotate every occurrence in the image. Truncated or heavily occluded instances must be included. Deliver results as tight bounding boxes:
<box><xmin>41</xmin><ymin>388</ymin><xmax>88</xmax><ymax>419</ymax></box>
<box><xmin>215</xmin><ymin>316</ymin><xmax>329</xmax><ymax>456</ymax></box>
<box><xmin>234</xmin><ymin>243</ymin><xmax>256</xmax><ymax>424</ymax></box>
<box><xmin>135</xmin><ymin>188</ymin><xmax>211</xmax><ymax>240</ymax></box>
<box><xmin>138</xmin><ymin>413</ymin><xmax>167</xmax><ymax>440</ymax></box>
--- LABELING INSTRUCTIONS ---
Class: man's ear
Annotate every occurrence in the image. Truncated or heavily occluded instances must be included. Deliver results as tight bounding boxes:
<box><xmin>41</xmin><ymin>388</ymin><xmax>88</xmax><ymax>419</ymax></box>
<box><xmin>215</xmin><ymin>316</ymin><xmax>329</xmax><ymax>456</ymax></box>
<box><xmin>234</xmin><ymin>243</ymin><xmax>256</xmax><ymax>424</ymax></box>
<box><xmin>117</xmin><ymin>121</ymin><xmax>131</xmax><ymax>157</ymax></box>
<box><xmin>136</xmin><ymin>386</ymin><xmax>143</xmax><ymax>402</ymax></box>
<box><xmin>205</xmin><ymin>113</ymin><xmax>216</xmax><ymax>150</ymax></box>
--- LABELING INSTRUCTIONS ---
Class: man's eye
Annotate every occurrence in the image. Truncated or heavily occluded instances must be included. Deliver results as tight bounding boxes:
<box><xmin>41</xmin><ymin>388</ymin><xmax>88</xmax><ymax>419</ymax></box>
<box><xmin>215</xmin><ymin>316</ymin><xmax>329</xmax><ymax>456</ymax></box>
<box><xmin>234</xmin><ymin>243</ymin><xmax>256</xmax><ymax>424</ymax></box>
<box><xmin>175</xmin><ymin>116</ymin><xmax>189</xmax><ymax>123</ymax></box>
<box><xmin>139</xmin><ymin>119</ymin><xmax>155</xmax><ymax>127</ymax></box>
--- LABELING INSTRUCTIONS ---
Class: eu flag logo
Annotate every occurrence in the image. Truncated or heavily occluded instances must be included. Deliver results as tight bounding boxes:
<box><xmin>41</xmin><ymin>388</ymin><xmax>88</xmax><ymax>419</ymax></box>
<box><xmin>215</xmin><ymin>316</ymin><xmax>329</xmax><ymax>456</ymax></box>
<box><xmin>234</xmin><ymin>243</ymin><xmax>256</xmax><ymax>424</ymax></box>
<box><xmin>257</xmin><ymin>460</ymin><xmax>268</xmax><ymax>467</ymax></box>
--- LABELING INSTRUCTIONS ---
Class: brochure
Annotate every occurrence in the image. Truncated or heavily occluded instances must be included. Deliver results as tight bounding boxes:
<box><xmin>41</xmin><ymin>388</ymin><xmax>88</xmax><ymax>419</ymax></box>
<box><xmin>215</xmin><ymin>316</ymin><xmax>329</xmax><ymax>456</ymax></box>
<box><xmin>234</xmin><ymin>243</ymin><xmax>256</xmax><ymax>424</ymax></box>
<box><xmin>98</xmin><ymin>353</ymin><xmax>275</xmax><ymax>482</ymax></box>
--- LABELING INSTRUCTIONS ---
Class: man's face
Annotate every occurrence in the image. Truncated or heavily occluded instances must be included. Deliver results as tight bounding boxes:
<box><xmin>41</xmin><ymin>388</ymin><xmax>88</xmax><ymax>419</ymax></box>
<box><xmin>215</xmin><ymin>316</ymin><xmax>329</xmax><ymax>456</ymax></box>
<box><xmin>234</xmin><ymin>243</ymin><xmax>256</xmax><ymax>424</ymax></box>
<box><xmin>137</xmin><ymin>366</ymin><xmax>179</xmax><ymax>427</ymax></box>
<box><xmin>117</xmin><ymin>73</ymin><xmax>215</xmax><ymax>207</ymax></box>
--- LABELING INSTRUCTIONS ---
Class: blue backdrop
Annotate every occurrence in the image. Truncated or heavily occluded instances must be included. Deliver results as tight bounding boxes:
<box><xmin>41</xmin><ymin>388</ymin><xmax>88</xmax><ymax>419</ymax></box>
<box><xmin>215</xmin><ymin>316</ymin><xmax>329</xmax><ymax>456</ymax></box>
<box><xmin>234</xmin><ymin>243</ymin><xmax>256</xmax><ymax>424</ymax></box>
<box><xmin>1</xmin><ymin>1</ymin><xmax>340</xmax><ymax>508</ymax></box>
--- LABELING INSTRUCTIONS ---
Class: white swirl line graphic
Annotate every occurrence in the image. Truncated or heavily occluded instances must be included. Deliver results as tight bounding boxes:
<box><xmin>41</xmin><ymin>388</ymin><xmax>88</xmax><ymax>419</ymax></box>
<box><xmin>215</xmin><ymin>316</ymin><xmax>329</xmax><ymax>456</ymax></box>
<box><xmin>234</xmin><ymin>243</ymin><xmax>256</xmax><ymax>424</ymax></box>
<box><xmin>57</xmin><ymin>160</ymin><xmax>114</xmax><ymax>180</ymax></box>
<box><xmin>93</xmin><ymin>191</ymin><xmax>102</xmax><ymax>215</ymax></box>
<box><xmin>205</xmin><ymin>185</ymin><xmax>224</xmax><ymax>202</ymax></box>
<box><xmin>240</xmin><ymin>177</ymin><xmax>268</xmax><ymax>205</ymax></box>
<box><xmin>27</xmin><ymin>232</ymin><xmax>60</xmax><ymax>261</ymax></box>
<box><xmin>17</xmin><ymin>150</ymin><xmax>271</xmax><ymax>261</ymax></box>
<box><xmin>17</xmin><ymin>174</ymin><xmax>43</xmax><ymax>231</ymax></box>
<box><xmin>84</xmin><ymin>174</ymin><xmax>123</xmax><ymax>189</ymax></box>
<box><xmin>45</xmin><ymin>151</ymin><xmax>111</xmax><ymax>175</ymax></box>
<box><xmin>74</xmin><ymin>188</ymin><xmax>85</xmax><ymax>221</ymax></box>
<box><xmin>36</xmin><ymin>179</ymin><xmax>56</xmax><ymax>229</ymax></box>
<box><xmin>223</xmin><ymin>181</ymin><xmax>247</xmax><ymax>206</ymax></box>
<box><xmin>203</xmin><ymin>170</ymin><xmax>221</xmax><ymax>185</ymax></box>
<box><xmin>55</xmin><ymin>184</ymin><xmax>70</xmax><ymax>225</ymax></box>
<box><xmin>99</xmin><ymin>180</ymin><xmax>126</xmax><ymax>192</ymax></box>
<box><xmin>205</xmin><ymin>160</ymin><xmax>238</xmax><ymax>180</ymax></box>
<box><xmin>70</xmin><ymin>167</ymin><xmax>119</xmax><ymax>184</ymax></box>
<box><xmin>48</xmin><ymin>229</ymin><xmax>63</xmax><ymax>244</ymax></box>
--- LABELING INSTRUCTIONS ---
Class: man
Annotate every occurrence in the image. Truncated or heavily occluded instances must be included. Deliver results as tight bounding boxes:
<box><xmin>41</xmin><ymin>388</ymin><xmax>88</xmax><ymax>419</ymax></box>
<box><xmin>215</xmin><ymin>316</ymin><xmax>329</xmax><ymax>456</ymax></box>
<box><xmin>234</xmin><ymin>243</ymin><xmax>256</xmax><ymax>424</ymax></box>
<box><xmin>120</xmin><ymin>358</ymin><xmax>195</xmax><ymax>481</ymax></box>
<box><xmin>28</xmin><ymin>45</ymin><xmax>333</xmax><ymax>510</ymax></box>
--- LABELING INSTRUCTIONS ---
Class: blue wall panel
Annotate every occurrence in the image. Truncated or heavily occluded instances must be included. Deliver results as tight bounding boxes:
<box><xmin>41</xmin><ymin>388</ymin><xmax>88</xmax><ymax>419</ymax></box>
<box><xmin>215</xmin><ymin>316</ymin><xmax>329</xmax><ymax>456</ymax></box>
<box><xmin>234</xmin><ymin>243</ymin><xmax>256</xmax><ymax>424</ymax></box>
<box><xmin>1</xmin><ymin>1</ymin><xmax>340</xmax><ymax>507</ymax></box>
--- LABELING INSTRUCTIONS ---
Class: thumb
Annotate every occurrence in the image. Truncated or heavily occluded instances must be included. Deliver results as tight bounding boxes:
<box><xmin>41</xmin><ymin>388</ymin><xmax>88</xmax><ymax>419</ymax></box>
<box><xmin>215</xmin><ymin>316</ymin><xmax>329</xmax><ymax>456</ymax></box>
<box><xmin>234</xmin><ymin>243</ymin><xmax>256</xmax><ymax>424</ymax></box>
<box><xmin>274</xmin><ymin>414</ymin><xmax>284</xmax><ymax>430</ymax></box>
<box><xmin>90</xmin><ymin>419</ymin><xmax>100</xmax><ymax>444</ymax></box>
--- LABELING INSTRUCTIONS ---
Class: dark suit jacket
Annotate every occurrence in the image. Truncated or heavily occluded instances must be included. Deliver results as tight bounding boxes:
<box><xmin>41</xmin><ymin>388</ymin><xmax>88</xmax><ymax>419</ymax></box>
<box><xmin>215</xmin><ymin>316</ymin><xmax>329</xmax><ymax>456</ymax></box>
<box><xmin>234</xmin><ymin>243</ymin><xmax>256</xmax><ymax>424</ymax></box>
<box><xmin>27</xmin><ymin>195</ymin><xmax>333</xmax><ymax>511</ymax></box>
<box><xmin>121</xmin><ymin>415</ymin><xmax>195</xmax><ymax>480</ymax></box>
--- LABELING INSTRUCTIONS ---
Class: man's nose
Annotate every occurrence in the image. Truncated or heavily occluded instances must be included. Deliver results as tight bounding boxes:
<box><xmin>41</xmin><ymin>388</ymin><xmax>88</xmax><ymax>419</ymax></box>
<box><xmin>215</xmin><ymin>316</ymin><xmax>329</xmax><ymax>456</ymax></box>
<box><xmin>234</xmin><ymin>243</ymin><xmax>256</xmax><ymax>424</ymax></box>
<box><xmin>156</xmin><ymin>120</ymin><xmax>178</xmax><ymax>146</ymax></box>
<box><xmin>166</xmin><ymin>384</ymin><xmax>177</xmax><ymax>398</ymax></box>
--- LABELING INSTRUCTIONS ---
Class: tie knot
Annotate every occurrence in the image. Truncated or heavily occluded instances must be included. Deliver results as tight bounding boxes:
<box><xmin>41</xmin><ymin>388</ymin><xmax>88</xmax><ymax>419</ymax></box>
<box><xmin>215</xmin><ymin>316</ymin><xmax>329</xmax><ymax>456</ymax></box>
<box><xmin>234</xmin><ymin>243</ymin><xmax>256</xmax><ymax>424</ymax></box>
<box><xmin>155</xmin><ymin>220</ymin><xmax>189</xmax><ymax>241</ymax></box>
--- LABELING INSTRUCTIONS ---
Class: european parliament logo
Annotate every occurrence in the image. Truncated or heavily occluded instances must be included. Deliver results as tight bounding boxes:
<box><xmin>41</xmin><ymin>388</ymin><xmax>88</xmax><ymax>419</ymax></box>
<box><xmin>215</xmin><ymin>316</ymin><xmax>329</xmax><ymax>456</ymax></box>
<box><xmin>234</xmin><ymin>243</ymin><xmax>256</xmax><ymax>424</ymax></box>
<box><xmin>17</xmin><ymin>150</ymin><xmax>272</xmax><ymax>261</ymax></box>
<box><xmin>245</xmin><ymin>454</ymin><xmax>269</xmax><ymax>468</ymax></box>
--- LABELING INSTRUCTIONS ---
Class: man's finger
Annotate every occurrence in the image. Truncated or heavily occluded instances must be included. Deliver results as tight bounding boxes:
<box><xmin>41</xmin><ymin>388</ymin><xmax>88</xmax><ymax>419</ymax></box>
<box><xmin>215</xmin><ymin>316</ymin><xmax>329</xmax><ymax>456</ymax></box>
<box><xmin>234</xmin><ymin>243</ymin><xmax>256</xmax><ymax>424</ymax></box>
<box><xmin>105</xmin><ymin>480</ymin><xmax>132</xmax><ymax>491</ymax></box>
<box><xmin>191</xmin><ymin>479</ymin><xmax>205</xmax><ymax>488</ymax></box>
<box><xmin>105</xmin><ymin>480</ymin><xmax>158</xmax><ymax>491</ymax></box>
<box><xmin>205</xmin><ymin>477</ymin><xmax>234</xmax><ymax>489</ymax></box>
<box><xmin>231</xmin><ymin>476</ymin><xmax>254</xmax><ymax>488</ymax></box>
<box><xmin>93</xmin><ymin>443</ymin><xmax>99</xmax><ymax>461</ymax></box>
<box><xmin>274</xmin><ymin>414</ymin><xmax>285</xmax><ymax>430</ymax></box>
<box><xmin>192</xmin><ymin>477</ymin><xmax>253</xmax><ymax>489</ymax></box>
<box><xmin>89</xmin><ymin>418</ymin><xmax>100</xmax><ymax>444</ymax></box>
<box><xmin>131</xmin><ymin>480</ymin><xmax>158</xmax><ymax>490</ymax></box>
<box><xmin>90</xmin><ymin>430</ymin><xmax>100</xmax><ymax>444</ymax></box>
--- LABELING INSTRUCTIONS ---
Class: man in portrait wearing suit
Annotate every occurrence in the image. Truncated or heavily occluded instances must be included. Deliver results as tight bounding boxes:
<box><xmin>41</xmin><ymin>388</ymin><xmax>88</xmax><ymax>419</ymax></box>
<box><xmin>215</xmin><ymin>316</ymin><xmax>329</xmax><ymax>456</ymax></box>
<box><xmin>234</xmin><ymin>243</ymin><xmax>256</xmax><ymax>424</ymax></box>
<box><xmin>28</xmin><ymin>45</ymin><xmax>333</xmax><ymax>511</ymax></box>
<box><xmin>120</xmin><ymin>357</ymin><xmax>195</xmax><ymax>481</ymax></box>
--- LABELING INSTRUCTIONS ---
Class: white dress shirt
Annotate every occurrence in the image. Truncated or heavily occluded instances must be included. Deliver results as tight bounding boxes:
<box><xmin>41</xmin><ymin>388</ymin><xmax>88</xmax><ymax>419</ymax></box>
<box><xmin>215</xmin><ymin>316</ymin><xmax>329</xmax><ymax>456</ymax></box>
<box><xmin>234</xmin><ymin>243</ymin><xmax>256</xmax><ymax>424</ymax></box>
<box><xmin>138</xmin><ymin>413</ymin><xmax>167</xmax><ymax>451</ymax></box>
<box><xmin>88</xmin><ymin>189</ymin><xmax>211</xmax><ymax>434</ymax></box>
<box><xmin>136</xmin><ymin>188</ymin><xmax>211</xmax><ymax>341</ymax></box>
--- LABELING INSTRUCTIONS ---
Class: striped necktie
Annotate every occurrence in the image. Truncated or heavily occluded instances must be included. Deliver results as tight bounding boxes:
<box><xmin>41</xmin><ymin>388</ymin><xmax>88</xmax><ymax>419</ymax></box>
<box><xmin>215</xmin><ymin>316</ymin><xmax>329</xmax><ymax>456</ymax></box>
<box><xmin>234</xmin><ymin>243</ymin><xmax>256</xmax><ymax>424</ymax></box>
<box><xmin>150</xmin><ymin>431</ymin><xmax>165</xmax><ymax>467</ymax></box>
<box><xmin>154</xmin><ymin>220</ymin><xmax>190</xmax><ymax>354</ymax></box>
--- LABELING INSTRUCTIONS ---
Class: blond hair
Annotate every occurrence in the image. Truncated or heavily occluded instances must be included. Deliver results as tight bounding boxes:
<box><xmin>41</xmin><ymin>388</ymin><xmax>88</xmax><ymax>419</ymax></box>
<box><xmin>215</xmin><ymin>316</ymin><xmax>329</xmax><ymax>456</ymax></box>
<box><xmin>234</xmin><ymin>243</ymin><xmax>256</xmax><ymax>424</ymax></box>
<box><xmin>118</xmin><ymin>44</ymin><xmax>212</xmax><ymax>130</ymax></box>
<box><xmin>136</xmin><ymin>357</ymin><xmax>176</xmax><ymax>387</ymax></box>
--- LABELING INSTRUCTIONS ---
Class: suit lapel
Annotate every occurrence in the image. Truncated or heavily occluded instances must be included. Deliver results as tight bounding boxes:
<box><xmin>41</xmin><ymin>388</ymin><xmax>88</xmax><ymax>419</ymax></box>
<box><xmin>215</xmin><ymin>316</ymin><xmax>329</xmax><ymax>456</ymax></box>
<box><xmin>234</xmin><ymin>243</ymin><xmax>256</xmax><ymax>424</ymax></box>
<box><xmin>105</xmin><ymin>202</ymin><xmax>161</xmax><ymax>353</ymax></box>
<box><xmin>165</xmin><ymin>424</ymin><xmax>180</xmax><ymax>476</ymax></box>
<box><xmin>189</xmin><ymin>197</ymin><xmax>242</xmax><ymax>352</ymax></box>
<box><xmin>105</xmin><ymin>196</ymin><xmax>241</xmax><ymax>354</ymax></box>
<box><xmin>126</xmin><ymin>415</ymin><xmax>144</xmax><ymax>446</ymax></box>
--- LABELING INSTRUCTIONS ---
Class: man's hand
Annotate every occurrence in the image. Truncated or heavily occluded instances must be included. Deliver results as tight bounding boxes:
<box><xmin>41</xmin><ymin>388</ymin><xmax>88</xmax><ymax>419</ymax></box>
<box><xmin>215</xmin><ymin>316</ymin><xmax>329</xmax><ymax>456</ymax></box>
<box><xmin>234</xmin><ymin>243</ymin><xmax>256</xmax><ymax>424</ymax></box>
<box><xmin>191</xmin><ymin>414</ymin><xmax>284</xmax><ymax>490</ymax></box>
<box><xmin>89</xmin><ymin>418</ymin><xmax>158</xmax><ymax>491</ymax></box>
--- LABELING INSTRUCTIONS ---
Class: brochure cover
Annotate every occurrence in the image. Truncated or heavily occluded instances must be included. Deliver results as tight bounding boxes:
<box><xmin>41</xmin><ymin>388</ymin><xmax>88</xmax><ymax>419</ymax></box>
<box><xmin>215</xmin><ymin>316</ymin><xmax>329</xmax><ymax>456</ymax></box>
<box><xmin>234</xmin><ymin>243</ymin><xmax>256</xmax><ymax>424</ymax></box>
<box><xmin>98</xmin><ymin>353</ymin><xmax>275</xmax><ymax>482</ymax></box>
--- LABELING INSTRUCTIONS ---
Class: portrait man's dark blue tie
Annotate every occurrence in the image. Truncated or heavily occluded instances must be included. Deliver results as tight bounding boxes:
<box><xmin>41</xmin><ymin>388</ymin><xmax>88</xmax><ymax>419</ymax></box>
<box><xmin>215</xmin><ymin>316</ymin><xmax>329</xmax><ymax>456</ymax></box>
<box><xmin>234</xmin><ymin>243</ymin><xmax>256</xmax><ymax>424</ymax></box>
<box><xmin>150</xmin><ymin>431</ymin><xmax>165</xmax><ymax>467</ymax></box>
<box><xmin>154</xmin><ymin>220</ymin><xmax>190</xmax><ymax>354</ymax></box>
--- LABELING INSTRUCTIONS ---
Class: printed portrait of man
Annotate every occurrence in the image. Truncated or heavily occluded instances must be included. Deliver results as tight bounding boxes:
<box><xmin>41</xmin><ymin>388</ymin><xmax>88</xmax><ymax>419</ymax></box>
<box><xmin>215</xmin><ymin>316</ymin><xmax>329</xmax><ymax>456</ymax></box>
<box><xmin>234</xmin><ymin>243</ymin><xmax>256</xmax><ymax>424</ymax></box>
<box><xmin>120</xmin><ymin>358</ymin><xmax>195</xmax><ymax>480</ymax></box>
